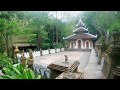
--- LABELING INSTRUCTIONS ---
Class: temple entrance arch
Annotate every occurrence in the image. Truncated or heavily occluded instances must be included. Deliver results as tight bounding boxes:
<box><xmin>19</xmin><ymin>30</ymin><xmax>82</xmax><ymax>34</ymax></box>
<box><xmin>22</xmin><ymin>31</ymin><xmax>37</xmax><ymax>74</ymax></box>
<box><xmin>85</xmin><ymin>40</ymin><xmax>90</xmax><ymax>49</ymax></box>
<box><xmin>86</xmin><ymin>41</ymin><xmax>89</xmax><ymax>49</ymax></box>
<box><xmin>78</xmin><ymin>40</ymin><xmax>81</xmax><ymax>49</ymax></box>
<box><xmin>70</xmin><ymin>41</ymin><xmax>74</xmax><ymax>49</ymax></box>
<box><xmin>76</xmin><ymin>39</ymin><xmax>83</xmax><ymax>49</ymax></box>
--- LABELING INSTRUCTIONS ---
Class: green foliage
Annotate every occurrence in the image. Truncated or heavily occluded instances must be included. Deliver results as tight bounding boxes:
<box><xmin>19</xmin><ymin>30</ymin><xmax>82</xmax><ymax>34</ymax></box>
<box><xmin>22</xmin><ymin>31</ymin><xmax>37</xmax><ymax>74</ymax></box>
<box><xmin>96</xmin><ymin>37</ymin><xmax>105</xmax><ymax>44</ymax></box>
<box><xmin>0</xmin><ymin>52</ymin><xmax>12</xmax><ymax>69</ymax></box>
<box><xmin>0</xmin><ymin>63</ymin><xmax>41</xmax><ymax>79</ymax></box>
<box><xmin>2</xmin><ymin>11</ymin><xmax>120</xmax><ymax>55</ymax></box>
<box><xmin>41</xmin><ymin>43</ymin><xmax>50</xmax><ymax>49</ymax></box>
<box><xmin>80</xmin><ymin>11</ymin><xmax>120</xmax><ymax>44</ymax></box>
<box><xmin>55</xmin><ymin>43</ymin><xmax>64</xmax><ymax>48</ymax></box>
<box><xmin>107</xmin><ymin>23</ymin><xmax>120</xmax><ymax>33</ymax></box>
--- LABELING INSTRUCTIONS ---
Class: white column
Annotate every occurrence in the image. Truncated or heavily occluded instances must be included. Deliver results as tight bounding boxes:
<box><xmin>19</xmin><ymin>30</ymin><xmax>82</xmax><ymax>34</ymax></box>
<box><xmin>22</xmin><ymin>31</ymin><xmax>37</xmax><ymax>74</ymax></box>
<box><xmin>81</xmin><ymin>40</ymin><xmax>83</xmax><ymax>49</ymax></box>
<box><xmin>75</xmin><ymin>40</ymin><xmax>78</xmax><ymax>49</ymax></box>
<box><xmin>73</xmin><ymin>41</ymin><xmax>75</xmax><ymax>49</ymax></box>
<box><xmin>69</xmin><ymin>42</ymin><xmax>71</xmax><ymax>49</ymax></box>
<box><xmin>90</xmin><ymin>41</ymin><xmax>93</xmax><ymax>49</ymax></box>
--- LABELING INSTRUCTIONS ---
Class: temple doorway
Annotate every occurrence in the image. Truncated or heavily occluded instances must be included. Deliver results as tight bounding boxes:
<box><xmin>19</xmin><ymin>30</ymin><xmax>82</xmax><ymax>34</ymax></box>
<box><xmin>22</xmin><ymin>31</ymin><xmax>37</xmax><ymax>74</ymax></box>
<box><xmin>78</xmin><ymin>40</ymin><xmax>81</xmax><ymax>49</ymax></box>
<box><xmin>86</xmin><ymin>41</ymin><xmax>89</xmax><ymax>49</ymax></box>
<box><xmin>71</xmin><ymin>42</ymin><xmax>74</xmax><ymax>49</ymax></box>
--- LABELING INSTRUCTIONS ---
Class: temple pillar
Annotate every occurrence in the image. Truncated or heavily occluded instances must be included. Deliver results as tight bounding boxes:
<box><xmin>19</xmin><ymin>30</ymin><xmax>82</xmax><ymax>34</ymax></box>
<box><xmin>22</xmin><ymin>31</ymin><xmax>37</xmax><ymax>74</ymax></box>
<box><xmin>75</xmin><ymin>40</ymin><xmax>78</xmax><ymax>49</ymax></box>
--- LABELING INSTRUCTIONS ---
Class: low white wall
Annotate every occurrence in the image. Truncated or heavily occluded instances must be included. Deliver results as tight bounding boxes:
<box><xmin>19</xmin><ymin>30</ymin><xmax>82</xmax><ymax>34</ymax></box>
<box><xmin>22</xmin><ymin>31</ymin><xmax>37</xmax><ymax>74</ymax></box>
<box><xmin>18</xmin><ymin>48</ymin><xmax>64</xmax><ymax>58</ymax></box>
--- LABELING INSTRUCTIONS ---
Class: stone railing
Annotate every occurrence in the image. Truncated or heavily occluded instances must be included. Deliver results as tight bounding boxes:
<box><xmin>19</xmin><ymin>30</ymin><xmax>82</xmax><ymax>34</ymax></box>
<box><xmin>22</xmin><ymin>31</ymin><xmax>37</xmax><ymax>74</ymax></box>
<box><xmin>16</xmin><ymin>48</ymin><xmax>64</xmax><ymax>62</ymax></box>
<box><xmin>95</xmin><ymin>30</ymin><xmax>120</xmax><ymax>79</ymax></box>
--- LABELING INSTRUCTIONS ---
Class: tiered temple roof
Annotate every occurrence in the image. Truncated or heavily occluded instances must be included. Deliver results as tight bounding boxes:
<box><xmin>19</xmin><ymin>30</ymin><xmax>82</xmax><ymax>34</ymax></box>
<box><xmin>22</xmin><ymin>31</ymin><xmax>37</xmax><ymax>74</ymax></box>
<box><xmin>64</xmin><ymin>18</ymin><xmax>97</xmax><ymax>40</ymax></box>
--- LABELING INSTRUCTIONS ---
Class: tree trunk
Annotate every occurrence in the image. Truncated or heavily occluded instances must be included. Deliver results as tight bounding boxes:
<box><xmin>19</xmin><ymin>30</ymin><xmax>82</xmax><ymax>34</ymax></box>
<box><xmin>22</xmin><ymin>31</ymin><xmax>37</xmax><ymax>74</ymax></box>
<box><xmin>56</xmin><ymin>26</ymin><xmax>58</xmax><ymax>44</ymax></box>
<box><xmin>53</xmin><ymin>26</ymin><xmax>54</xmax><ymax>43</ymax></box>
<box><xmin>55</xmin><ymin>11</ymin><xmax>58</xmax><ymax>45</ymax></box>
<box><xmin>6</xmin><ymin>34</ymin><xmax>9</xmax><ymax>56</ymax></box>
<box><xmin>37</xmin><ymin>33</ymin><xmax>41</xmax><ymax>50</ymax></box>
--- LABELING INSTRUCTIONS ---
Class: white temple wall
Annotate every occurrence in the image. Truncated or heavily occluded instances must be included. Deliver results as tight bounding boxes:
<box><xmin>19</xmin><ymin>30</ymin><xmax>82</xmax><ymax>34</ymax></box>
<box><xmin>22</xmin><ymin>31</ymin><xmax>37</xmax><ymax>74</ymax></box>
<box><xmin>69</xmin><ymin>39</ymin><xmax>93</xmax><ymax>49</ymax></box>
<box><xmin>70</xmin><ymin>41</ymin><xmax>75</xmax><ymax>49</ymax></box>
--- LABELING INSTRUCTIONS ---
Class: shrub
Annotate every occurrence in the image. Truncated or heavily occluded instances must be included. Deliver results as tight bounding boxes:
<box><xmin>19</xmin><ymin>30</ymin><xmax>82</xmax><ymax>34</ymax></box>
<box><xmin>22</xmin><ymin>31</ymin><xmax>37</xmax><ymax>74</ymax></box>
<box><xmin>0</xmin><ymin>52</ymin><xmax>12</xmax><ymax>69</ymax></box>
<box><xmin>0</xmin><ymin>63</ymin><xmax>41</xmax><ymax>79</ymax></box>
<box><xmin>55</xmin><ymin>43</ymin><xmax>64</xmax><ymax>48</ymax></box>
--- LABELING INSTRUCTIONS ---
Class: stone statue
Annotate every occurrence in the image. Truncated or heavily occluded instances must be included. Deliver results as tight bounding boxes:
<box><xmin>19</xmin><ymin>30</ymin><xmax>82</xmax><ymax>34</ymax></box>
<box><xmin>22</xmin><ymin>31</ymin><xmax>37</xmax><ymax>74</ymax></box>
<box><xmin>64</xmin><ymin>55</ymin><xmax>68</xmax><ymax>62</ymax></box>
<box><xmin>29</xmin><ymin>50</ymin><xmax>33</xmax><ymax>59</ymax></box>
<box><xmin>14</xmin><ymin>45</ymin><xmax>20</xmax><ymax>53</ymax></box>
<box><xmin>20</xmin><ymin>53</ymin><xmax>26</xmax><ymax>67</ymax></box>
<box><xmin>28</xmin><ymin>49</ymin><xmax>34</xmax><ymax>69</ymax></box>
<box><xmin>112</xmin><ymin>29</ymin><xmax>120</xmax><ymax>45</ymax></box>
<box><xmin>14</xmin><ymin>45</ymin><xmax>20</xmax><ymax>60</ymax></box>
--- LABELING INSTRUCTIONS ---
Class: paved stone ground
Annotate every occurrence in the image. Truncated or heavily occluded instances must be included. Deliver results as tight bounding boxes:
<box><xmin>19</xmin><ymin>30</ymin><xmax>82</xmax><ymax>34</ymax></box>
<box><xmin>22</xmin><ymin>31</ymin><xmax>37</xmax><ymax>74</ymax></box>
<box><xmin>83</xmin><ymin>49</ymin><xmax>103</xmax><ymax>79</ymax></box>
<box><xmin>33</xmin><ymin>50</ymin><xmax>103</xmax><ymax>79</ymax></box>
<box><xmin>77</xmin><ymin>52</ymin><xmax>91</xmax><ymax>73</ymax></box>
<box><xmin>34</xmin><ymin>51</ymin><xmax>90</xmax><ymax>68</ymax></box>
<box><xmin>33</xmin><ymin>51</ymin><xmax>91</xmax><ymax>79</ymax></box>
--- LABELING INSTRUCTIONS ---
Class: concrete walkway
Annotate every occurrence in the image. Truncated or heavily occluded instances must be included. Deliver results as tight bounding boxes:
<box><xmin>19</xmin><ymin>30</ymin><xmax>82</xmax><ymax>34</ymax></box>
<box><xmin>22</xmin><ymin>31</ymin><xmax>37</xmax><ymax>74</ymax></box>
<box><xmin>83</xmin><ymin>49</ymin><xmax>103</xmax><ymax>79</ymax></box>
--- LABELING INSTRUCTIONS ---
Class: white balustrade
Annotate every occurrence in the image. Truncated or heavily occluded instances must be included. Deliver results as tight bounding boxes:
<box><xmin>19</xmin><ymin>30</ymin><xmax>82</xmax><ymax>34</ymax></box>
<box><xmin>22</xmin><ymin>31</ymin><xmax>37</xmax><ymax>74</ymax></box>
<box><xmin>38</xmin><ymin>51</ymin><xmax>40</xmax><ymax>56</ymax></box>
<box><xmin>57</xmin><ymin>48</ymin><xmax>60</xmax><ymax>52</ymax></box>
<box><xmin>16</xmin><ymin>54</ymin><xmax>22</xmax><ymax>63</ymax></box>
<box><xmin>27</xmin><ymin>52</ymin><xmax>29</xmax><ymax>58</ymax></box>
<box><xmin>33</xmin><ymin>51</ymin><xmax>36</xmax><ymax>57</ymax></box>
<box><xmin>42</xmin><ymin>50</ymin><xmax>45</xmax><ymax>55</ymax></box>
<box><xmin>61</xmin><ymin>48</ymin><xmax>64</xmax><ymax>51</ymax></box>
<box><xmin>46</xmin><ymin>50</ymin><xmax>49</xmax><ymax>54</ymax></box>
<box><xmin>20</xmin><ymin>48</ymin><xmax>64</xmax><ymax>59</ymax></box>
<box><xmin>51</xmin><ymin>49</ymin><xmax>55</xmax><ymax>53</ymax></box>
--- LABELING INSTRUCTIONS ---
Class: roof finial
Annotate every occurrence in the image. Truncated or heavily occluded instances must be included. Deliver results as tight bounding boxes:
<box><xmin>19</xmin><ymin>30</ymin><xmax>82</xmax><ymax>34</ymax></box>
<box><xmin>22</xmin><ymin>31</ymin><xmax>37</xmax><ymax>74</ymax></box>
<box><xmin>76</xmin><ymin>17</ymin><xmax>85</xmax><ymax>28</ymax></box>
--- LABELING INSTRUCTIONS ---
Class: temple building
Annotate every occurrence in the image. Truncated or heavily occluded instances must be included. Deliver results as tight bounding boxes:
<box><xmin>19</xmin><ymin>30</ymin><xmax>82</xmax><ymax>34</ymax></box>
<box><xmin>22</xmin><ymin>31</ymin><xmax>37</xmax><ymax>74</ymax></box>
<box><xmin>12</xmin><ymin>34</ymin><xmax>37</xmax><ymax>52</ymax></box>
<box><xmin>63</xmin><ymin>18</ymin><xmax>97</xmax><ymax>49</ymax></box>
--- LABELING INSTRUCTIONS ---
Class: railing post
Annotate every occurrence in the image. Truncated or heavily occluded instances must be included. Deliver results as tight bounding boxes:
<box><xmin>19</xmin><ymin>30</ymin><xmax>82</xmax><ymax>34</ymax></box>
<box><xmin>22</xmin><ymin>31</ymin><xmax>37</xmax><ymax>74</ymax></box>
<box><xmin>40</xmin><ymin>48</ymin><xmax>43</xmax><ymax>56</ymax></box>
<box><xmin>48</xmin><ymin>48</ymin><xmax>51</xmax><ymax>54</ymax></box>
<box><xmin>55</xmin><ymin>47</ymin><xmax>57</xmax><ymax>53</ymax></box>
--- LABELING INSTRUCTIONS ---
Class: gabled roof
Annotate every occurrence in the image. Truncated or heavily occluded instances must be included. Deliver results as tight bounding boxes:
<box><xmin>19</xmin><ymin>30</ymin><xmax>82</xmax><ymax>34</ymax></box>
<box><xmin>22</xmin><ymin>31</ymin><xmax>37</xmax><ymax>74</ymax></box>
<box><xmin>64</xmin><ymin>18</ymin><xmax>97</xmax><ymax>40</ymax></box>
<box><xmin>73</xmin><ymin>27</ymin><xmax>88</xmax><ymax>33</ymax></box>
<box><xmin>64</xmin><ymin>33</ymin><xmax>97</xmax><ymax>40</ymax></box>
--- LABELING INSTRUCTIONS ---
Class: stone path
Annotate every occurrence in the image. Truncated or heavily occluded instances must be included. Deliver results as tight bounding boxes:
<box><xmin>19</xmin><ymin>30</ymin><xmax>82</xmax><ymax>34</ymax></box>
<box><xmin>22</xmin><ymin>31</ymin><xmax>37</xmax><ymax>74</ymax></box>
<box><xmin>77</xmin><ymin>52</ymin><xmax>91</xmax><ymax>73</ymax></box>
<box><xmin>83</xmin><ymin>49</ymin><xmax>103</xmax><ymax>79</ymax></box>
